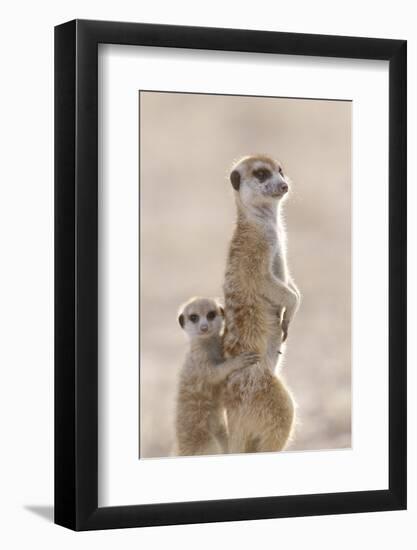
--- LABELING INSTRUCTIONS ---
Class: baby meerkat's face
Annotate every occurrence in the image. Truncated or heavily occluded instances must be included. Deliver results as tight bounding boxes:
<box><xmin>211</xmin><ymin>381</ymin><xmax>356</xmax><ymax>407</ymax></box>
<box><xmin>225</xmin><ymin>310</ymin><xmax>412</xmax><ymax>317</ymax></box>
<box><xmin>178</xmin><ymin>297</ymin><xmax>224</xmax><ymax>339</ymax></box>
<box><xmin>230</xmin><ymin>155</ymin><xmax>290</xmax><ymax>208</ymax></box>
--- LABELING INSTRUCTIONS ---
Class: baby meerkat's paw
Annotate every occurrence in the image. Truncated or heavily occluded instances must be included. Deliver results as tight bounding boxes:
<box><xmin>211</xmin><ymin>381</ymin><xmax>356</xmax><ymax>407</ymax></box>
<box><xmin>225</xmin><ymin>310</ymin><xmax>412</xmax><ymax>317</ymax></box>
<box><xmin>240</xmin><ymin>352</ymin><xmax>261</xmax><ymax>367</ymax></box>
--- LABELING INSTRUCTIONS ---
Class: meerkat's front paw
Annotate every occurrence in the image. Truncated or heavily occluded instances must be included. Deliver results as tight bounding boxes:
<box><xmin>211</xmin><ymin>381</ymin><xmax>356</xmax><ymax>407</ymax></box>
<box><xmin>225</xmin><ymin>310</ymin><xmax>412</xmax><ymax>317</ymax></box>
<box><xmin>281</xmin><ymin>319</ymin><xmax>289</xmax><ymax>342</ymax></box>
<box><xmin>240</xmin><ymin>352</ymin><xmax>261</xmax><ymax>367</ymax></box>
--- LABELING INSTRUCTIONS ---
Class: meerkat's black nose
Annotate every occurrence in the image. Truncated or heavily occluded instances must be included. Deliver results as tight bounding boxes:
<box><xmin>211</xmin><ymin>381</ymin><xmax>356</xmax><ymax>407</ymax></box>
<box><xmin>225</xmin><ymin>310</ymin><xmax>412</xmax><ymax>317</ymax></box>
<box><xmin>280</xmin><ymin>183</ymin><xmax>288</xmax><ymax>193</ymax></box>
<box><xmin>200</xmin><ymin>324</ymin><xmax>208</xmax><ymax>332</ymax></box>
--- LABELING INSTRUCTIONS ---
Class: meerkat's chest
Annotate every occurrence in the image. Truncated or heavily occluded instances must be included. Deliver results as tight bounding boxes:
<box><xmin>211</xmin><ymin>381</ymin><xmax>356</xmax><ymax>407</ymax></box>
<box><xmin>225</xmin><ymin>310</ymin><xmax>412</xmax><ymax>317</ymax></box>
<box><xmin>268</xmin><ymin>227</ymin><xmax>288</xmax><ymax>280</ymax></box>
<box><xmin>271</xmin><ymin>248</ymin><xmax>288</xmax><ymax>280</ymax></box>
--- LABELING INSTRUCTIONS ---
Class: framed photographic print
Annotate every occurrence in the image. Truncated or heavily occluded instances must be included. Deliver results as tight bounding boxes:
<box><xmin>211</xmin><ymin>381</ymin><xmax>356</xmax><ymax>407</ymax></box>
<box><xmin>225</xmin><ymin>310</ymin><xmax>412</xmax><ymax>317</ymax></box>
<box><xmin>55</xmin><ymin>19</ymin><xmax>407</xmax><ymax>531</ymax></box>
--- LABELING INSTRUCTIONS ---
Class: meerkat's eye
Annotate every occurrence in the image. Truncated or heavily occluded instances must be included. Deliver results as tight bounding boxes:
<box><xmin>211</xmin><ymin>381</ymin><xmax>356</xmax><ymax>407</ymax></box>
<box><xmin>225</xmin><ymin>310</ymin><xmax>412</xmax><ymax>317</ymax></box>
<box><xmin>253</xmin><ymin>168</ymin><xmax>271</xmax><ymax>182</ymax></box>
<box><xmin>189</xmin><ymin>314</ymin><xmax>199</xmax><ymax>323</ymax></box>
<box><xmin>207</xmin><ymin>311</ymin><xmax>217</xmax><ymax>321</ymax></box>
<box><xmin>278</xmin><ymin>166</ymin><xmax>284</xmax><ymax>175</ymax></box>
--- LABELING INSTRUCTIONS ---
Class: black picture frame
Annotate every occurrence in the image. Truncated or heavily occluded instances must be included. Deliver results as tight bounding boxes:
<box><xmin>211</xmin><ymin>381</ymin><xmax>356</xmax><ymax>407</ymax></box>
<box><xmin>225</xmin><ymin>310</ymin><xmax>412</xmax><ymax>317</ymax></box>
<box><xmin>55</xmin><ymin>19</ymin><xmax>407</xmax><ymax>531</ymax></box>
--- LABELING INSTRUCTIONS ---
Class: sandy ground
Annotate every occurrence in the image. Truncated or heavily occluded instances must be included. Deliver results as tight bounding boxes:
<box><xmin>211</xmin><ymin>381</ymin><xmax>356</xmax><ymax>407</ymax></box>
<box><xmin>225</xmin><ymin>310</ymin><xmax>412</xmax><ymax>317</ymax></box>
<box><xmin>139</xmin><ymin>92</ymin><xmax>351</xmax><ymax>458</ymax></box>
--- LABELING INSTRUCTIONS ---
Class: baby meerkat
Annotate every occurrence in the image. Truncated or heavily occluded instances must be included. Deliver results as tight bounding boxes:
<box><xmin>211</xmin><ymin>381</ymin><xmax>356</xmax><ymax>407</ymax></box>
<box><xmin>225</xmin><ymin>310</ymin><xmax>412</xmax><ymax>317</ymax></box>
<box><xmin>176</xmin><ymin>297</ymin><xmax>259</xmax><ymax>456</ymax></box>
<box><xmin>222</xmin><ymin>155</ymin><xmax>301</xmax><ymax>453</ymax></box>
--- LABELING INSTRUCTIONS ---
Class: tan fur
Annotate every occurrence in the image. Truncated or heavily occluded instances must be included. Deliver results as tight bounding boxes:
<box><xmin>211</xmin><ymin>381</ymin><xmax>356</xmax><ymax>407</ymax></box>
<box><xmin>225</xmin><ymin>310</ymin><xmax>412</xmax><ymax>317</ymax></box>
<box><xmin>222</xmin><ymin>155</ymin><xmax>301</xmax><ymax>453</ymax></box>
<box><xmin>175</xmin><ymin>297</ymin><xmax>258</xmax><ymax>456</ymax></box>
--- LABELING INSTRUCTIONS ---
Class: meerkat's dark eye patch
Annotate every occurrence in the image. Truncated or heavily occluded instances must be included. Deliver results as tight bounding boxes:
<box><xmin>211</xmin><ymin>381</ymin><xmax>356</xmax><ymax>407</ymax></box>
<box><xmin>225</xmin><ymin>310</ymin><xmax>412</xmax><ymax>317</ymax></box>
<box><xmin>207</xmin><ymin>310</ymin><xmax>217</xmax><ymax>321</ymax></box>
<box><xmin>189</xmin><ymin>314</ymin><xmax>199</xmax><ymax>323</ymax></box>
<box><xmin>253</xmin><ymin>168</ymin><xmax>272</xmax><ymax>182</ymax></box>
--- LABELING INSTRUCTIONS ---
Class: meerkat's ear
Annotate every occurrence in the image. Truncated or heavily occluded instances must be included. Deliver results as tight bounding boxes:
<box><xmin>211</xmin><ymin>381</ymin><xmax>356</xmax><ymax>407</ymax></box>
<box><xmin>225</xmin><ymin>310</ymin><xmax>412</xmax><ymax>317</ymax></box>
<box><xmin>219</xmin><ymin>306</ymin><xmax>225</xmax><ymax>317</ymax></box>
<box><xmin>178</xmin><ymin>313</ymin><xmax>185</xmax><ymax>328</ymax></box>
<box><xmin>230</xmin><ymin>170</ymin><xmax>241</xmax><ymax>191</ymax></box>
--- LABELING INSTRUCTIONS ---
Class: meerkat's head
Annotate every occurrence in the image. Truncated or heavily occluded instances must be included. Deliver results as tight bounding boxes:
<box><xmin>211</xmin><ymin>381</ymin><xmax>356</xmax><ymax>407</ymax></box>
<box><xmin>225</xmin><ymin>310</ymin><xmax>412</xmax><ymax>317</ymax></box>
<box><xmin>230</xmin><ymin>155</ymin><xmax>290</xmax><ymax>210</ymax></box>
<box><xmin>178</xmin><ymin>297</ymin><xmax>224</xmax><ymax>339</ymax></box>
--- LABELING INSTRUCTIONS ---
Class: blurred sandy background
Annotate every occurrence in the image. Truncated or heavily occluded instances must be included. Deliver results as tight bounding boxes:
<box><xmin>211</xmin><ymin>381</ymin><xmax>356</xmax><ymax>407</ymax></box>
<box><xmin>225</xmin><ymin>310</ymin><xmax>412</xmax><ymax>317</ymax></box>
<box><xmin>139</xmin><ymin>91</ymin><xmax>351</xmax><ymax>458</ymax></box>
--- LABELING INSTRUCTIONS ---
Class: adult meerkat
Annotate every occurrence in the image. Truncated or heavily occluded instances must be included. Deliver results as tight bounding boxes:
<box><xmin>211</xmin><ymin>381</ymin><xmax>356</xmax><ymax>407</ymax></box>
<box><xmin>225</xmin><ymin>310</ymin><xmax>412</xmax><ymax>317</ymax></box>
<box><xmin>222</xmin><ymin>154</ymin><xmax>301</xmax><ymax>453</ymax></box>
<box><xmin>176</xmin><ymin>297</ymin><xmax>258</xmax><ymax>456</ymax></box>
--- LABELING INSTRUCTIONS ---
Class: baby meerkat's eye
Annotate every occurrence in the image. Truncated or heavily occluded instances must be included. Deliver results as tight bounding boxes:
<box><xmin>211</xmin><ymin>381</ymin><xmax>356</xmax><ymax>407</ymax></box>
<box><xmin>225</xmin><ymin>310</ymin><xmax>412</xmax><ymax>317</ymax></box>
<box><xmin>207</xmin><ymin>310</ymin><xmax>217</xmax><ymax>321</ymax></box>
<box><xmin>253</xmin><ymin>168</ymin><xmax>271</xmax><ymax>182</ymax></box>
<box><xmin>189</xmin><ymin>314</ymin><xmax>199</xmax><ymax>323</ymax></box>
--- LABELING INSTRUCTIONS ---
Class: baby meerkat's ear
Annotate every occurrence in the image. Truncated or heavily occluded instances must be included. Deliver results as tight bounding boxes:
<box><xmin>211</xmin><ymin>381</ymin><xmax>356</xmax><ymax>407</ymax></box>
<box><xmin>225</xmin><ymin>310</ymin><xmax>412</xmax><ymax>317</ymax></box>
<box><xmin>230</xmin><ymin>170</ymin><xmax>241</xmax><ymax>191</ymax></box>
<box><xmin>178</xmin><ymin>313</ymin><xmax>185</xmax><ymax>328</ymax></box>
<box><xmin>219</xmin><ymin>306</ymin><xmax>225</xmax><ymax>317</ymax></box>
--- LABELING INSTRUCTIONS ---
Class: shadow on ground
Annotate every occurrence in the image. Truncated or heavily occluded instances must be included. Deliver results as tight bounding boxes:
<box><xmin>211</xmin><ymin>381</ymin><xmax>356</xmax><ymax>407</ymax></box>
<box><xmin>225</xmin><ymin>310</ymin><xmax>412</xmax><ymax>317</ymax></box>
<box><xmin>24</xmin><ymin>505</ymin><xmax>54</xmax><ymax>523</ymax></box>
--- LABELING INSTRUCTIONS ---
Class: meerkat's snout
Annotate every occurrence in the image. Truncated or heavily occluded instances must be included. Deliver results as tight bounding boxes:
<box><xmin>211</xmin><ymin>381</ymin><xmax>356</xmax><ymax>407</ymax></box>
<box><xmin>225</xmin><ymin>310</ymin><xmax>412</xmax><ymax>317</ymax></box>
<box><xmin>272</xmin><ymin>180</ymin><xmax>289</xmax><ymax>197</ymax></box>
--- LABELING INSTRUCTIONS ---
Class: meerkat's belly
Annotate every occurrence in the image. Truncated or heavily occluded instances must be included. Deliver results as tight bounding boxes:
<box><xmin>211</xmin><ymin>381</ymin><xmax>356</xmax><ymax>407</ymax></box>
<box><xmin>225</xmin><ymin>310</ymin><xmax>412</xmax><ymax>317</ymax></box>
<box><xmin>223</xmin><ymin>298</ymin><xmax>270</xmax><ymax>357</ymax></box>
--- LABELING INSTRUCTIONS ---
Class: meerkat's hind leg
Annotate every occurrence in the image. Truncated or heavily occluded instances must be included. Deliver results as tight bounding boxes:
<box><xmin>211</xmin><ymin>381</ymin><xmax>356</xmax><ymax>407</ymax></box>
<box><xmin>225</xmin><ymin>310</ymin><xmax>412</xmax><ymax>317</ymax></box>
<box><xmin>178</xmin><ymin>439</ymin><xmax>219</xmax><ymax>457</ymax></box>
<box><xmin>257</xmin><ymin>380</ymin><xmax>295</xmax><ymax>452</ymax></box>
<box><xmin>244</xmin><ymin>435</ymin><xmax>261</xmax><ymax>453</ymax></box>
<box><xmin>213</xmin><ymin>421</ymin><xmax>229</xmax><ymax>453</ymax></box>
<box><xmin>255</xmin><ymin>424</ymin><xmax>292</xmax><ymax>452</ymax></box>
<box><xmin>177</xmin><ymin>425</ymin><xmax>217</xmax><ymax>456</ymax></box>
<box><xmin>226</xmin><ymin>412</ymin><xmax>250</xmax><ymax>454</ymax></box>
<box><xmin>229</xmin><ymin>375</ymin><xmax>295</xmax><ymax>454</ymax></box>
<box><xmin>209</xmin><ymin>410</ymin><xmax>229</xmax><ymax>453</ymax></box>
